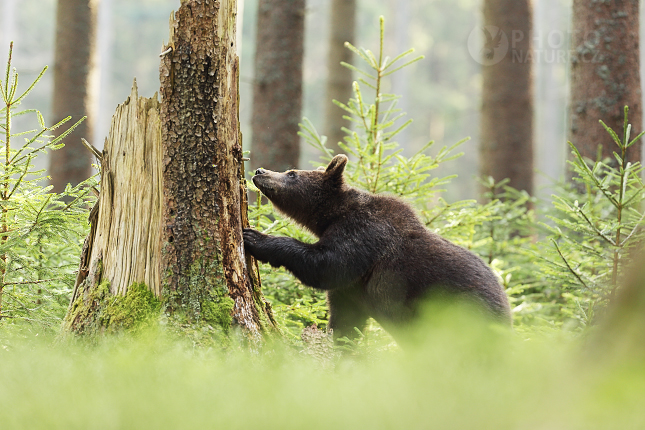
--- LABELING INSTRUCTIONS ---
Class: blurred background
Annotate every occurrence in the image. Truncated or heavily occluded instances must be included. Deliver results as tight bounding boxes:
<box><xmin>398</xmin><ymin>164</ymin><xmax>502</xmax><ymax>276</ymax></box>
<box><xmin>0</xmin><ymin>0</ymin><xmax>628</xmax><ymax>202</ymax></box>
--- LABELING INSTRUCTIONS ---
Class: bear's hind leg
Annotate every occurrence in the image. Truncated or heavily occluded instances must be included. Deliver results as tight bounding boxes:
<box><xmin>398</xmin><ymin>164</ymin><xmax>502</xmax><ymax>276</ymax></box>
<box><xmin>327</xmin><ymin>290</ymin><xmax>368</xmax><ymax>342</ymax></box>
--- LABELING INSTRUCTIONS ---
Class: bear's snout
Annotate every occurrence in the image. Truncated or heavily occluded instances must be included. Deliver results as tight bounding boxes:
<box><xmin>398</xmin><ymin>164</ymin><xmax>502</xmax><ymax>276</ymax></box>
<box><xmin>255</xmin><ymin>168</ymin><xmax>267</xmax><ymax>175</ymax></box>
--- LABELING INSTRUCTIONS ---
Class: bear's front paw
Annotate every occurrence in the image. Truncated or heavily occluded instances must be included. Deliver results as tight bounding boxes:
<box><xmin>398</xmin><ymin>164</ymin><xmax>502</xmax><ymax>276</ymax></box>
<box><xmin>243</xmin><ymin>228</ymin><xmax>269</xmax><ymax>261</ymax></box>
<box><xmin>243</xmin><ymin>228</ymin><xmax>266</xmax><ymax>246</ymax></box>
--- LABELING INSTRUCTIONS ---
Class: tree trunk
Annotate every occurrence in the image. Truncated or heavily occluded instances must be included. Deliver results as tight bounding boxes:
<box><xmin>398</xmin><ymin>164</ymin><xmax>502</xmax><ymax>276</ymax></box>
<box><xmin>0</xmin><ymin>0</ymin><xmax>16</xmax><ymax>63</ymax></box>
<box><xmin>160</xmin><ymin>0</ymin><xmax>274</xmax><ymax>335</ymax></box>
<box><xmin>479</xmin><ymin>0</ymin><xmax>534</xmax><ymax>196</ymax></box>
<box><xmin>49</xmin><ymin>0</ymin><xmax>97</xmax><ymax>192</ymax></box>
<box><xmin>568</xmin><ymin>0</ymin><xmax>642</xmax><ymax>166</ymax></box>
<box><xmin>250</xmin><ymin>0</ymin><xmax>304</xmax><ymax>171</ymax></box>
<box><xmin>324</xmin><ymin>0</ymin><xmax>355</xmax><ymax>155</ymax></box>
<box><xmin>65</xmin><ymin>0</ymin><xmax>276</xmax><ymax>339</ymax></box>
<box><xmin>95</xmin><ymin>0</ymin><xmax>113</xmax><ymax>148</ymax></box>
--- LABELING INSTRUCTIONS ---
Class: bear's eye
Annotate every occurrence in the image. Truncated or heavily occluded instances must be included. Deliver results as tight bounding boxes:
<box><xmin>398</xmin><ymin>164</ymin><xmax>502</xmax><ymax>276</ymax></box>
<box><xmin>287</xmin><ymin>171</ymin><xmax>297</xmax><ymax>178</ymax></box>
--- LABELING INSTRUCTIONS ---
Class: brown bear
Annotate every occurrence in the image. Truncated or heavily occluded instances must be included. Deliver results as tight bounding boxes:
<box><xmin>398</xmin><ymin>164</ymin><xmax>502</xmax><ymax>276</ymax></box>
<box><xmin>243</xmin><ymin>154</ymin><xmax>511</xmax><ymax>340</ymax></box>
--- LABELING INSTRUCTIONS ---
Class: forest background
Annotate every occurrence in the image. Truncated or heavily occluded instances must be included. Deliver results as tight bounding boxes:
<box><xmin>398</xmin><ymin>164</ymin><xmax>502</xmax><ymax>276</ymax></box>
<box><xmin>1</xmin><ymin>0</ymin><xmax>645</xmax><ymax>428</ymax></box>
<box><xmin>1</xmin><ymin>0</ymin><xmax>577</xmax><ymax>201</ymax></box>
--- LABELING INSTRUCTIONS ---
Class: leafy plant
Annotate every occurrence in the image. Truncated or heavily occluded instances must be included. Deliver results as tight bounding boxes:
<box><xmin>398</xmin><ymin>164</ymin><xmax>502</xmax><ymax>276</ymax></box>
<box><xmin>539</xmin><ymin>107</ymin><xmax>645</xmax><ymax>328</ymax></box>
<box><xmin>0</xmin><ymin>43</ymin><xmax>95</xmax><ymax>335</ymax></box>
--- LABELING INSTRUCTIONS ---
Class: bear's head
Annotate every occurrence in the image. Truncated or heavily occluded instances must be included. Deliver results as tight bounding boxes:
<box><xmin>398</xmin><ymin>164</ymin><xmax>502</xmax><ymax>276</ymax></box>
<box><xmin>252</xmin><ymin>154</ymin><xmax>348</xmax><ymax>235</ymax></box>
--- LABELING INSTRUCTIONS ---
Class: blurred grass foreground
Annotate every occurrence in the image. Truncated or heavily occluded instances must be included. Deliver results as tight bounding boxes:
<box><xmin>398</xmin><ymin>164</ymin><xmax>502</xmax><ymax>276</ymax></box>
<box><xmin>1</xmin><ymin>301</ymin><xmax>644</xmax><ymax>430</ymax></box>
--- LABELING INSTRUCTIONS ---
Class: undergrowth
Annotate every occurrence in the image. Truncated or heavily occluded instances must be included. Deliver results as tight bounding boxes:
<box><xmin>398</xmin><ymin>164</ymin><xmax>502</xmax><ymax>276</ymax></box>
<box><xmin>2</xmin><ymin>305</ymin><xmax>644</xmax><ymax>430</ymax></box>
<box><xmin>0</xmin><ymin>43</ymin><xmax>95</xmax><ymax>336</ymax></box>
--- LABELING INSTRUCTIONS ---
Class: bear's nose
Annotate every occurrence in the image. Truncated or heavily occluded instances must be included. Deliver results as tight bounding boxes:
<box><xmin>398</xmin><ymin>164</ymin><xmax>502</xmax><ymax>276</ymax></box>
<box><xmin>255</xmin><ymin>168</ymin><xmax>267</xmax><ymax>175</ymax></box>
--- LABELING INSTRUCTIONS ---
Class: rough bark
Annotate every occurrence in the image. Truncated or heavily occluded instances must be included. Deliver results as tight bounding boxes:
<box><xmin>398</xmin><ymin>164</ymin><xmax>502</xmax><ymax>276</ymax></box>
<box><xmin>568</xmin><ymin>0</ymin><xmax>641</xmax><ymax>166</ymax></box>
<box><xmin>479</xmin><ymin>0</ymin><xmax>534</xmax><ymax>196</ymax></box>
<box><xmin>65</xmin><ymin>0</ymin><xmax>276</xmax><ymax>338</ymax></box>
<box><xmin>251</xmin><ymin>0</ymin><xmax>304</xmax><ymax>171</ymax></box>
<box><xmin>159</xmin><ymin>0</ymin><xmax>274</xmax><ymax>335</ymax></box>
<box><xmin>49</xmin><ymin>0</ymin><xmax>97</xmax><ymax>192</ymax></box>
<box><xmin>324</xmin><ymin>0</ymin><xmax>355</xmax><ymax>155</ymax></box>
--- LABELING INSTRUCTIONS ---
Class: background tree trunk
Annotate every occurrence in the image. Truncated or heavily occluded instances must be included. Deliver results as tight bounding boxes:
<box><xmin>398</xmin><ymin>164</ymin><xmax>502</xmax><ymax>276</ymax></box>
<box><xmin>324</xmin><ymin>0</ymin><xmax>355</xmax><ymax>155</ymax></box>
<box><xmin>49</xmin><ymin>0</ymin><xmax>97</xmax><ymax>192</ymax></box>
<box><xmin>479</xmin><ymin>0</ymin><xmax>534</xmax><ymax>196</ymax></box>
<box><xmin>568</xmin><ymin>0</ymin><xmax>642</xmax><ymax>166</ymax></box>
<box><xmin>250</xmin><ymin>0</ymin><xmax>304</xmax><ymax>171</ymax></box>
<box><xmin>94</xmin><ymin>0</ymin><xmax>113</xmax><ymax>148</ymax></box>
<box><xmin>65</xmin><ymin>0</ymin><xmax>276</xmax><ymax>338</ymax></box>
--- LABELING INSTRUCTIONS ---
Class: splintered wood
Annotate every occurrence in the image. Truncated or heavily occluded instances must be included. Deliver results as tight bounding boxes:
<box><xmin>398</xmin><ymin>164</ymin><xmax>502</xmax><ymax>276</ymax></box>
<box><xmin>77</xmin><ymin>82</ymin><xmax>163</xmax><ymax>298</ymax></box>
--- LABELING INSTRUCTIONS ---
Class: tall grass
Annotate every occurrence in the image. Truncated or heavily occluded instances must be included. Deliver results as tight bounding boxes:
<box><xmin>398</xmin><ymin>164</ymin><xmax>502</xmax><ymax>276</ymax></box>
<box><xmin>1</xmin><ymin>306</ymin><xmax>643</xmax><ymax>430</ymax></box>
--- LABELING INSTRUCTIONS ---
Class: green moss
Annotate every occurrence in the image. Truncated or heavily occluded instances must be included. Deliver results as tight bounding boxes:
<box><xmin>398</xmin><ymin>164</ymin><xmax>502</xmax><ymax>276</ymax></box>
<box><xmin>64</xmin><ymin>281</ymin><xmax>161</xmax><ymax>335</ymax></box>
<box><xmin>157</xmin><ymin>227</ymin><xmax>276</xmax><ymax>342</ymax></box>
<box><xmin>103</xmin><ymin>282</ymin><xmax>162</xmax><ymax>330</ymax></box>
<box><xmin>201</xmin><ymin>296</ymin><xmax>235</xmax><ymax>331</ymax></box>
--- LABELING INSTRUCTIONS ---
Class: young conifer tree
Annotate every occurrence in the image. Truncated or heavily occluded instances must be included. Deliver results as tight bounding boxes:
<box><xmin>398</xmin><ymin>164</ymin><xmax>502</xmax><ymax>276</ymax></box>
<box><xmin>0</xmin><ymin>43</ymin><xmax>91</xmax><ymax>328</ymax></box>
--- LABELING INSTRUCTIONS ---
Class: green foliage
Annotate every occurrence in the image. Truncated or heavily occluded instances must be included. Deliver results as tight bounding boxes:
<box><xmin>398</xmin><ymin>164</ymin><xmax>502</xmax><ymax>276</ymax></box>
<box><xmin>0</xmin><ymin>43</ymin><xmax>95</xmax><ymax>334</ymax></box>
<box><xmin>463</xmin><ymin>179</ymin><xmax>542</xmax><ymax>327</ymax></box>
<box><xmin>538</xmin><ymin>107</ymin><xmax>645</xmax><ymax>329</ymax></box>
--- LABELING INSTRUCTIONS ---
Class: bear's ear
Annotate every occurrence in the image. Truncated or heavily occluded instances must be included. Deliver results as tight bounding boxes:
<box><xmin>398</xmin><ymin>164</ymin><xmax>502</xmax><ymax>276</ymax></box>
<box><xmin>316</xmin><ymin>166</ymin><xmax>326</xmax><ymax>171</ymax></box>
<box><xmin>324</xmin><ymin>154</ymin><xmax>348</xmax><ymax>179</ymax></box>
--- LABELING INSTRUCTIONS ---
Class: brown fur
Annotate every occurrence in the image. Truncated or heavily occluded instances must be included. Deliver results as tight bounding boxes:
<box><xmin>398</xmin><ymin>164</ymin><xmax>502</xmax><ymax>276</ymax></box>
<box><xmin>243</xmin><ymin>155</ymin><xmax>511</xmax><ymax>339</ymax></box>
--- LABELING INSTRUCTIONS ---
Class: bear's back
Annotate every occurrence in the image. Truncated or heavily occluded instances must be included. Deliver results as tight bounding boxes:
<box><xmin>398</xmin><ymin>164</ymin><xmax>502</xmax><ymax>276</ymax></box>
<box><xmin>332</xmin><ymin>188</ymin><xmax>511</xmax><ymax>322</ymax></box>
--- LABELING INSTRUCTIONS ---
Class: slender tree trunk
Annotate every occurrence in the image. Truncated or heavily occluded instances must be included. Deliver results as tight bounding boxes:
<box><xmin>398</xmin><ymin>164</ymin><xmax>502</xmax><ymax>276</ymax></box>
<box><xmin>568</xmin><ymin>0</ymin><xmax>641</xmax><ymax>166</ymax></box>
<box><xmin>251</xmin><ymin>0</ymin><xmax>304</xmax><ymax>171</ymax></box>
<box><xmin>533</xmin><ymin>0</ymin><xmax>567</xmax><ymax>199</ymax></box>
<box><xmin>49</xmin><ymin>0</ymin><xmax>97</xmax><ymax>192</ymax></box>
<box><xmin>0</xmin><ymin>0</ymin><xmax>16</xmax><ymax>63</ymax></box>
<box><xmin>324</xmin><ymin>0</ymin><xmax>355</xmax><ymax>155</ymax></box>
<box><xmin>65</xmin><ymin>0</ymin><xmax>276</xmax><ymax>339</ymax></box>
<box><xmin>479</xmin><ymin>0</ymin><xmax>534</xmax><ymax>196</ymax></box>
<box><xmin>95</xmin><ymin>0</ymin><xmax>113</xmax><ymax>148</ymax></box>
